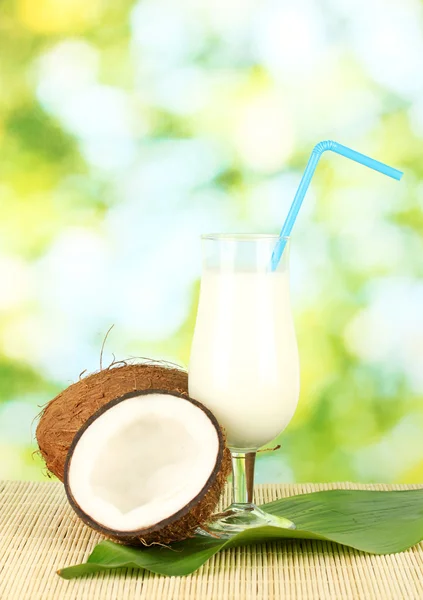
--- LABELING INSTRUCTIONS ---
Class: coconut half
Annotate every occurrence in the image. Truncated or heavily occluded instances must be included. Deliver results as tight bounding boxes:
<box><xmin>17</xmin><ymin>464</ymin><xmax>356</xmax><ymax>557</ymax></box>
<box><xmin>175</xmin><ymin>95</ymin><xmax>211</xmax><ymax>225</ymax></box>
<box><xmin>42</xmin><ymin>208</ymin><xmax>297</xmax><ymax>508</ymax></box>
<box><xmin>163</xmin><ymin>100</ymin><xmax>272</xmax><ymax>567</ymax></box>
<box><xmin>64</xmin><ymin>389</ymin><xmax>231</xmax><ymax>545</ymax></box>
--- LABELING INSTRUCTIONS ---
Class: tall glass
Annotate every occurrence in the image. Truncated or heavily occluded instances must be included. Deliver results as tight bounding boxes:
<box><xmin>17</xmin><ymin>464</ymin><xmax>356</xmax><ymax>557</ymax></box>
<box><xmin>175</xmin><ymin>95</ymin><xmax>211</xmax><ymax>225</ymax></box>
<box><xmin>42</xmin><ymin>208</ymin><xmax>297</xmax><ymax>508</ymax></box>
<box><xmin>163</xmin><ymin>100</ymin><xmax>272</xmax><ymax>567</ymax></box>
<box><xmin>189</xmin><ymin>234</ymin><xmax>300</xmax><ymax>535</ymax></box>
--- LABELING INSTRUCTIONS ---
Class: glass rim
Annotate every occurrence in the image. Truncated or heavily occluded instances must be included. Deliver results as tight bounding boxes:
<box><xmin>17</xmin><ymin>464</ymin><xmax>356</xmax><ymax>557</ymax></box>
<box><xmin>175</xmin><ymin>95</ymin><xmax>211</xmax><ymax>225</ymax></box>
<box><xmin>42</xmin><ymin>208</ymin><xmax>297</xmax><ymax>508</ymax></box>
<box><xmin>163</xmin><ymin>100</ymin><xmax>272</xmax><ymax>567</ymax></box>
<box><xmin>201</xmin><ymin>233</ymin><xmax>290</xmax><ymax>242</ymax></box>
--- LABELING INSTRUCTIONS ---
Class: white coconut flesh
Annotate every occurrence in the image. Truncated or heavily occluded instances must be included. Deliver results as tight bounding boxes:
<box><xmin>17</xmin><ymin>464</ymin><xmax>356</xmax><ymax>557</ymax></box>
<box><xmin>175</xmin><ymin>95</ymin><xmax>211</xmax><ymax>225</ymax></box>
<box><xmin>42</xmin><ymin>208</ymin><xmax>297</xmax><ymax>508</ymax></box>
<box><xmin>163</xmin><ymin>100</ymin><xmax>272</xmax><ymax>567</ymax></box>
<box><xmin>67</xmin><ymin>393</ymin><xmax>220</xmax><ymax>532</ymax></box>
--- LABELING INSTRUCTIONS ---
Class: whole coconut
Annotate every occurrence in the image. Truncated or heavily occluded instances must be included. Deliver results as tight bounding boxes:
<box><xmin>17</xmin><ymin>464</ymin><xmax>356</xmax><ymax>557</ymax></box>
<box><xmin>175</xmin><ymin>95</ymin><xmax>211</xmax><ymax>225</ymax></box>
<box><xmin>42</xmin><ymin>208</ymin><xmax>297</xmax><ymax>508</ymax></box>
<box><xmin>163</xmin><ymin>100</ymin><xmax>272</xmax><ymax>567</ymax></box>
<box><xmin>36</xmin><ymin>363</ymin><xmax>189</xmax><ymax>481</ymax></box>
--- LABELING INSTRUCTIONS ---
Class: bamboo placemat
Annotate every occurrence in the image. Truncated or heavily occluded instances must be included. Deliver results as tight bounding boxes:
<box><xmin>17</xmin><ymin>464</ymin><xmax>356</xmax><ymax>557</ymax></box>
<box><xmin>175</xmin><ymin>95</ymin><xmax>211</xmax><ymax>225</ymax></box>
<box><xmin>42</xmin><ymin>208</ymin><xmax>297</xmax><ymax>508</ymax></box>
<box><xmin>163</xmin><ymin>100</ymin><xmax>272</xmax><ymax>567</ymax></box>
<box><xmin>1</xmin><ymin>481</ymin><xmax>423</xmax><ymax>600</ymax></box>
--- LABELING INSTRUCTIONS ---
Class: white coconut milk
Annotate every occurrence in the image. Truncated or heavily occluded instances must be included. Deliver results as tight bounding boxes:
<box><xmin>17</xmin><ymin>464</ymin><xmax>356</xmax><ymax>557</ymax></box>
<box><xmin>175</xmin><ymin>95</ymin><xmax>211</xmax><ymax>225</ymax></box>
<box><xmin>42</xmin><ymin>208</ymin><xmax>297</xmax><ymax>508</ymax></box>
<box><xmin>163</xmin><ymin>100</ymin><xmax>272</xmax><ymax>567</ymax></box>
<box><xmin>189</xmin><ymin>269</ymin><xmax>300</xmax><ymax>450</ymax></box>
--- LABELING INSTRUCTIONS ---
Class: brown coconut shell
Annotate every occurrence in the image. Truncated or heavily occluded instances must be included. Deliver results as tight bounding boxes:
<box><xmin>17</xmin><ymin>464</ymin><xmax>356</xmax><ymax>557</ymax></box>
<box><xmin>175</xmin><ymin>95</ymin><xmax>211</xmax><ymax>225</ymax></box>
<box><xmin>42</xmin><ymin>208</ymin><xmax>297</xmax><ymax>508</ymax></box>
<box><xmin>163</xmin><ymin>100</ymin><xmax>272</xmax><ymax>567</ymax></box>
<box><xmin>36</xmin><ymin>363</ymin><xmax>189</xmax><ymax>481</ymax></box>
<box><xmin>64</xmin><ymin>390</ymin><xmax>232</xmax><ymax>546</ymax></box>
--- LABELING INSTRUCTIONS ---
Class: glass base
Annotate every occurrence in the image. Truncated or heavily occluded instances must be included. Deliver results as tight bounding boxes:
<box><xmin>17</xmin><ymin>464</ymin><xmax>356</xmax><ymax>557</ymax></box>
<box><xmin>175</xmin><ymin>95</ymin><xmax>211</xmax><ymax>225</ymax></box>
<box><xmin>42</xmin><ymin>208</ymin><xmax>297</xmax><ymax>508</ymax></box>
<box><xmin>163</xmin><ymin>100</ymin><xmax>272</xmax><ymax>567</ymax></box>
<box><xmin>198</xmin><ymin>503</ymin><xmax>296</xmax><ymax>539</ymax></box>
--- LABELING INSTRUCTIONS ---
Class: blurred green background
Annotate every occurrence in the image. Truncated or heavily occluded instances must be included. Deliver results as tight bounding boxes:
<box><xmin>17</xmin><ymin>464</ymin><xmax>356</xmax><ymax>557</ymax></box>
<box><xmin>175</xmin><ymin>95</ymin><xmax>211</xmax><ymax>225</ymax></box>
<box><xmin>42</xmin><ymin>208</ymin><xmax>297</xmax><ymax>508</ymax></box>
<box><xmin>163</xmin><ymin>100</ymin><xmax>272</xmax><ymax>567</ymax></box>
<box><xmin>1</xmin><ymin>0</ymin><xmax>422</xmax><ymax>483</ymax></box>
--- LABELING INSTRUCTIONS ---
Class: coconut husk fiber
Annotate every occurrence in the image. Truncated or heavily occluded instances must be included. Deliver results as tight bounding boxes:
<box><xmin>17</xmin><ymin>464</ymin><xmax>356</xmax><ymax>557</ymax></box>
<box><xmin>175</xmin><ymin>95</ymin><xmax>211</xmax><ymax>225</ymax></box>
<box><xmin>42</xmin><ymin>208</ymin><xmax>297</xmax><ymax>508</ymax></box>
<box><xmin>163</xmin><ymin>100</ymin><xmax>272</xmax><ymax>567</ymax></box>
<box><xmin>36</xmin><ymin>363</ymin><xmax>189</xmax><ymax>482</ymax></box>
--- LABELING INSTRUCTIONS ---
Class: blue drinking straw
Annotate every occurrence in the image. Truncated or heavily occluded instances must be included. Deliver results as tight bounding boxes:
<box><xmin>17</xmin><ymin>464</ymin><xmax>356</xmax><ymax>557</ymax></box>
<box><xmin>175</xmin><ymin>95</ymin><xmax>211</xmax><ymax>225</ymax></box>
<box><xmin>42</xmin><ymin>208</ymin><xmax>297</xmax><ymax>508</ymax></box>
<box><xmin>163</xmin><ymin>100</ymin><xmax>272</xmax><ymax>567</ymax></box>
<box><xmin>270</xmin><ymin>140</ymin><xmax>403</xmax><ymax>271</ymax></box>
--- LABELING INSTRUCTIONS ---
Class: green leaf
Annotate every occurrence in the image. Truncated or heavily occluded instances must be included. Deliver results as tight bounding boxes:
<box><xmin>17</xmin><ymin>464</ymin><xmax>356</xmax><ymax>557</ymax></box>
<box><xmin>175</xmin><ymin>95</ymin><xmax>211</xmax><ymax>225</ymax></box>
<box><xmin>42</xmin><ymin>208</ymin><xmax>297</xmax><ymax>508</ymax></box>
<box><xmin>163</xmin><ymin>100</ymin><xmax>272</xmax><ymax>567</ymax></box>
<box><xmin>58</xmin><ymin>488</ymin><xmax>423</xmax><ymax>579</ymax></box>
<box><xmin>262</xmin><ymin>488</ymin><xmax>423</xmax><ymax>554</ymax></box>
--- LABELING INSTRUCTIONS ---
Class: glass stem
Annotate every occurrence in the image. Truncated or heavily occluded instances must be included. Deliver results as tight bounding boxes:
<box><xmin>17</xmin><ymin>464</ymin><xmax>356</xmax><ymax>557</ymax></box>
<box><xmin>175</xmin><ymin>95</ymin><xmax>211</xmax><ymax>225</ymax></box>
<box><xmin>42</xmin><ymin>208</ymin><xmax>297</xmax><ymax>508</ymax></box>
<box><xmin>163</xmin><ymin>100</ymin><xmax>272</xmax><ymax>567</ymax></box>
<box><xmin>231</xmin><ymin>451</ymin><xmax>256</xmax><ymax>505</ymax></box>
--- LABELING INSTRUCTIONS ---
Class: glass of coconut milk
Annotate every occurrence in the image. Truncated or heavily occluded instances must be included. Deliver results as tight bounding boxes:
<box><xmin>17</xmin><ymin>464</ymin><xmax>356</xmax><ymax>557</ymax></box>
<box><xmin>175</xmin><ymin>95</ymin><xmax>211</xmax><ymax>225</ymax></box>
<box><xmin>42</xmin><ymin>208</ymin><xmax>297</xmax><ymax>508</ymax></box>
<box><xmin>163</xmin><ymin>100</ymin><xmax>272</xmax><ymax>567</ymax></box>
<box><xmin>189</xmin><ymin>234</ymin><xmax>300</xmax><ymax>535</ymax></box>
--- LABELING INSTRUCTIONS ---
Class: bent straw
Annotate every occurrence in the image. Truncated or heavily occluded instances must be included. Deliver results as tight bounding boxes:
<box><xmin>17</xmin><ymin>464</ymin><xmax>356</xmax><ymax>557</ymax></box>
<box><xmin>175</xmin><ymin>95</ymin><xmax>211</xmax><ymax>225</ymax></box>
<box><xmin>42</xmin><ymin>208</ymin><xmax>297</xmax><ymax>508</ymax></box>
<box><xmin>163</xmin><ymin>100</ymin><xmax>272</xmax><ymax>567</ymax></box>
<box><xmin>270</xmin><ymin>140</ymin><xmax>403</xmax><ymax>270</ymax></box>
